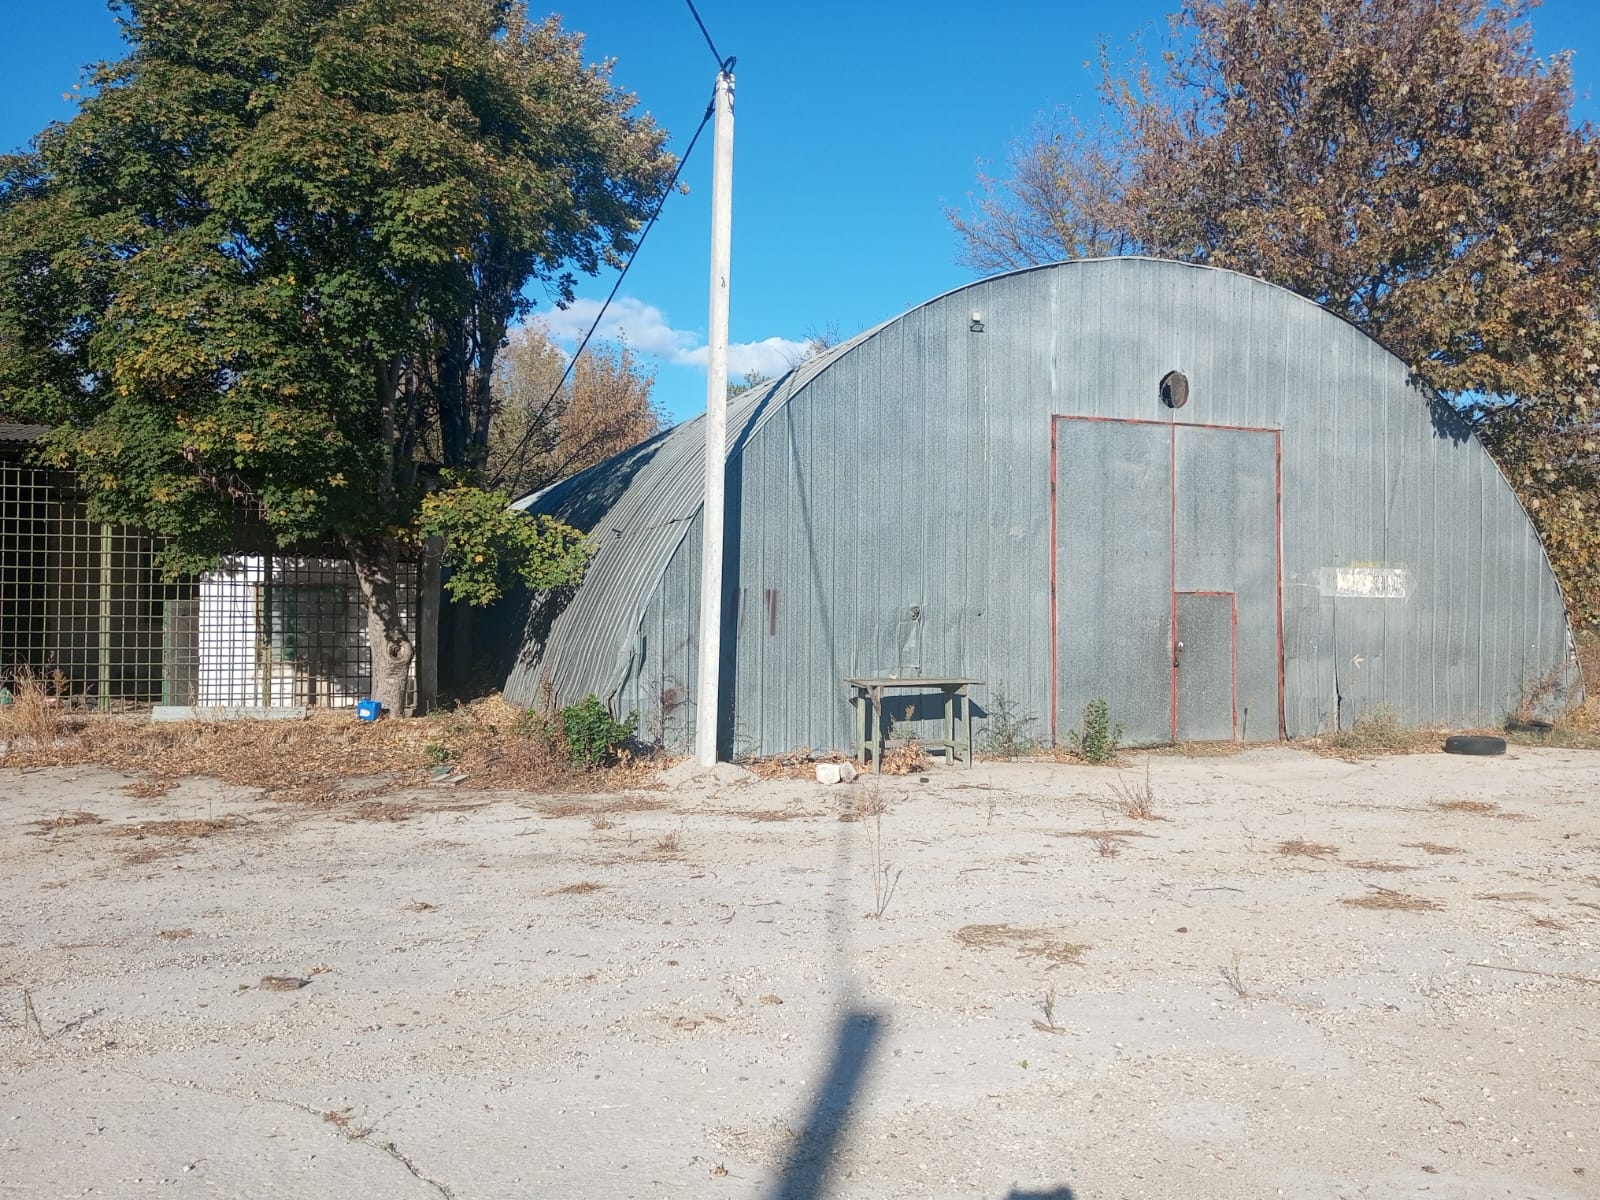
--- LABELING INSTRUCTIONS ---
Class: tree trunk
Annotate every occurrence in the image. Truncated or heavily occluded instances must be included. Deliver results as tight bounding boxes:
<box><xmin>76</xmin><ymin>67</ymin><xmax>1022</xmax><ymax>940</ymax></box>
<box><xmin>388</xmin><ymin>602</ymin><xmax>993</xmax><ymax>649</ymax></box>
<box><xmin>346</xmin><ymin>537</ymin><xmax>416</xmax><ymax>717</ymax></box>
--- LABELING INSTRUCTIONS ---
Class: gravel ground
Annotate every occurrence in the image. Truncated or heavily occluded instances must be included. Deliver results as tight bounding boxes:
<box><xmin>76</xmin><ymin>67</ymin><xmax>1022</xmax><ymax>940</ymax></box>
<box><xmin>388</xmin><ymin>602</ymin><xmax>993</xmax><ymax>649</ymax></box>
<box><xmin>2</xmin><ymin>745</ymin><xmax>1598</xmax><ymax>1199</ymax></box>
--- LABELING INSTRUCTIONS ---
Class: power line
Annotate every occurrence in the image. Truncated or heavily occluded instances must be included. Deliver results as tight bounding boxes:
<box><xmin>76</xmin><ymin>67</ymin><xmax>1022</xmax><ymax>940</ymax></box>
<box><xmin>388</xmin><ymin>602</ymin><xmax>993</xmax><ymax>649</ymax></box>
<box><xmin>495</xmin><ymin>89</ymin><xmax>717</xmax><ymax>489</ymax></box>
<box><xmin>683</xmin><ymin>0</ymin><xmax>726</xmax><ymax>72</ymax></box>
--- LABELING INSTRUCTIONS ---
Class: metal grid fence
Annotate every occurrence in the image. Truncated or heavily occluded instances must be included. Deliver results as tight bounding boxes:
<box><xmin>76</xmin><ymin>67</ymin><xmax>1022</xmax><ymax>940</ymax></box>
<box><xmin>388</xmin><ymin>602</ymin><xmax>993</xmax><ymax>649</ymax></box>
<box><xmin>1</xmin><ymin>455</ymin><xmax>415</xmax><ymax>710</ymax></box>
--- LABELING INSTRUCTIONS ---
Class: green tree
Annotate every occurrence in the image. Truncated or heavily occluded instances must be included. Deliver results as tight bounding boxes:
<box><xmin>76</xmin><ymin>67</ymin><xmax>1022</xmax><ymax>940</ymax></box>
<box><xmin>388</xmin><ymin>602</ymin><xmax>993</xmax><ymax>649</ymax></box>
<box><xmin>950</xmin><ymin>0</ymin><xmax>1600</xmax><ymax>624</ymax></box>
<box><xmin>0</xmin><ymin>0</ymin><xmax>674</xmax><ymax>711</ymax></box>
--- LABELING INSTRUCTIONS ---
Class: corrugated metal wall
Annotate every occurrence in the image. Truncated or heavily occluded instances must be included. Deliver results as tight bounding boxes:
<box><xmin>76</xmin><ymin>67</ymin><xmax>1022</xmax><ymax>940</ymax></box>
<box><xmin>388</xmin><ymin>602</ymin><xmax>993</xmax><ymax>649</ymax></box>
<box><xmin>505</xmin><ymin>258</ymin><xmax>1581</xmax><ymax>754</ymax></box>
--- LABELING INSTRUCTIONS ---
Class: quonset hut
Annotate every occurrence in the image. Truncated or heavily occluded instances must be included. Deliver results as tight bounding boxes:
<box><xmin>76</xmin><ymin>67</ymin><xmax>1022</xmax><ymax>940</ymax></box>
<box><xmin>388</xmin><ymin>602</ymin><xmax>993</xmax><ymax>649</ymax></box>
<box><xmin>504</xmin><ymin>258</ymin><xmax>1582</xmax><ymax>755</ymax></box>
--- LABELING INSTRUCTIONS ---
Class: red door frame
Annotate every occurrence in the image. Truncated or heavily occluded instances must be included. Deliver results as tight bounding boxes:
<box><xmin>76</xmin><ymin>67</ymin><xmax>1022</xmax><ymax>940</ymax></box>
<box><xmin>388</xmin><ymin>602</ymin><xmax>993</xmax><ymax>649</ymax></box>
<box><xmin>1049</xmin><ymin>415</ymin><xmax>1284</xmax><ymax>744</ymax></box>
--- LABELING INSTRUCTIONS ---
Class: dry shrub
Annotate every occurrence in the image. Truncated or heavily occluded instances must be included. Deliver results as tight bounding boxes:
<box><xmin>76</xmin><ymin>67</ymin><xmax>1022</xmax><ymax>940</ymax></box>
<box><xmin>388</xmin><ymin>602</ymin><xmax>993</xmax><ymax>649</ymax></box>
<box><xmin>651</xmin><ymin>831</ymin><xmax>683</xmax><ymax>856</ymax></box>
<box><xmin>1277</xmin><ymin>838</ymin><xmax>1338</xmax><ymax>859</ymax></box>
<box><xmin>1403</xmin><ymin>841</ymin><xmax>1465</xmax><ymax>855</ymax></box>
<box><xmin>549</xmin><ymin>881</ymin><xmax>604</xmax><ymax>895</ymax></box>
<box><xmin>1092</xmin><ymin>833</ymin><xmax>1121</xmax><ymax>858</ymax></box>
<box><xmin>1049</xmin><ymin>827</ymin><xmax>1153</xmax><ymax>840</ymax></box>
<box><xmin>0</xmin><ymin>666</ymin><xmax>67</xmax><ymax>746</ymax></box>
<box><xmin>880</xmin><ymin>741</ymin><xmax>928</xmax><ymax>775</ymax></box>
<box><xmin>955</xmin><ymin>923</ymin><xmax>1088</xmax><ymax>965</ymax></box>
<box><xmin>1317</xmin><ymin>706</ymin><xmax>1434</xmax><ymax>757</ymax></box>
<box><xmin>157</xmin><ymin>928</ymin><xmax>193</xmax><ymax>939</ymax></box>
<box><xmin>1108</xmin><ymin>767</ymin><xmax>1159</xmax><ymax>820</ymax></box>
<box><xmin>257</xmin><ymin>975</ymin><xmax>309</xmax><ymax>991</ymax></box>
<box><xmin>1342</xmin><ymin>887</ymin><xmax>1443</xmax><ymax>912</ymax></box>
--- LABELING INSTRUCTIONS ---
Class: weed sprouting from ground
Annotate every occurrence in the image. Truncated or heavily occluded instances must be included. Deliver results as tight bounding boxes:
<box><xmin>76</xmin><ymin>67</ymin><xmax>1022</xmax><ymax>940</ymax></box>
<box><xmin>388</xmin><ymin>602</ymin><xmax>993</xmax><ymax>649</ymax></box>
<box><xmin>866</xmin><ymin>809</ymin><xmax>901</xmax><ymax>918</ymax></box>
<box><xmin>1033</xmin><ymin>987</ymin><xmax>1065</xmax><ymax>1034</ymax></box>
<box><xmin>1108</xmin><ymin>764</ymin><xmax>1158</xmax><ymax>820</ymax></box>
<box><xmin>1092</xmin><ymin>832</ymin><xmax>1122</xmax><ymax>858</ymax></box>
<box><xmin>1220</xmin><ymin>951</ymin><xmax>1249</xmax><ymax>999</ymax></box>
<box><xmin>1068</xmin><ymin>698</ymin><xmax>1122</xmax><ymax>764</ymax></box>
<box><xmin>979</xmin><ymin>688</ymin><xmax>1039</xmax><ymax>760</ymax></box>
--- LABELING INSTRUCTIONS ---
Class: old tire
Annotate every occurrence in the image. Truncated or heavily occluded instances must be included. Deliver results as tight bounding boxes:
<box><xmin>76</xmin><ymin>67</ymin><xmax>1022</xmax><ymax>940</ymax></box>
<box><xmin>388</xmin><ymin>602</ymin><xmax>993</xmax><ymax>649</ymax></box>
<box><xmin>1443</xmin><ymin>734</ymin><xmax>1507</xmax><ymax>756</ymax></box>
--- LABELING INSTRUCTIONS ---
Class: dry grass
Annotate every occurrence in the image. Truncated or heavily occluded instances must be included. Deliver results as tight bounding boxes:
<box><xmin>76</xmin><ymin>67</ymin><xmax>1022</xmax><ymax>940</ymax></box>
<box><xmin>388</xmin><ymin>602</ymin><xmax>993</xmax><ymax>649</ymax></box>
<box><xmin>157</xmin><ymin>928</ymin><xmax>194</xmax><ymax>940</ymax></box>
<box><xmin>1107</xmin><ymin>767</ymin><xmax>1160</xmax><ymax>820</ymax></box>
<box><xmin>1049</xmin><ymin>828</ymin><xmax>1154</xmax><ymax>840</ymax></box>
<box><xmin>549</xmin><ymin>881</ymin><xmax>604</xmax><ymax>895</ymax></box>
<box><xmin>738</xmin><ymin>808</ymin><xmax>819</xmax><ymax>822</ymax></box>
<box><xmin>744</xmin><ymin>749</ymin><xmax>854</xmax><ymax>781</ymax></box>
<box><xmin>1403</xmin><ymin>841</ymin><xmax>1465</xmax><ymax>855</ymax></box>
<box><xmin>120</xmin><ymin>818</ymin><xmax>235</xmax><ymax>839</ymax></box>
<box><xmin>1344</xmin><ymin>859</ymin><xmax>1415</xmax><ymax>872</ymax></box>
<box><xmin>0</xmin><ymin>692</ymin><xmax>665</xmax><ymax>805</ymax></box>
<box><xmin>1142</xmin><ymin>741</ymin><xmax>1249</xmax><ymax>758</ymax></box>
<box><xmin>1431</xmin><ymin>799</ymin><xmax>1498</xmax><ymax>815</ymax></box>
<box><xmin>30</xmin><ymin>811</ymin><xmax>102</xmax><ymax>833</ymax></box>
<box><xmin>1092</xmin><ymin>832</ymin><xmax>1121</xmax><ymax>858</ymax></box>
<box><xmin>1342</xmin><ymin>886</ymin><xmax>1443</xmax><ymax>912</ymax></box>
<box><xmin>650</xmin><ymin>831</ymin><xmax>683</xmax><ymax>856</ymax></box>
<box><xmin>0</xmin><ymin>666</ymin><xmax>68</xmax><ymax>746</ymax></box>
<box><xmin>1429</xmin><ymin>799</ymin><xmax>1528</xmax><ymax>820</ymax></box>
<box><xmin>257</xmin><ymin>975</ymin><xmax>309</xmax><ymax>991</ymax></box>
<box><xmin>954</xmin><ymin>923</ymin><xmax>1089</xmax><ymax>965</ymax></box>
<box><xmin>542</xmin><ymin>794</ymin><xmax>667</xmax><ymax>819</ymax></box>
<box><xmin>1277</xmin><ymin>838</ymin><xmax>1339</xmax><ymax>859</ymax></box>
<box><xmin>120</xmin><ymin>779</ymin><xmax>172</xmax><ymax>799</ymax></box>
<box><xmin>1314</xmin><ymin>706</ymin><xmax>1436</xmax><ymax>758</ymax></box>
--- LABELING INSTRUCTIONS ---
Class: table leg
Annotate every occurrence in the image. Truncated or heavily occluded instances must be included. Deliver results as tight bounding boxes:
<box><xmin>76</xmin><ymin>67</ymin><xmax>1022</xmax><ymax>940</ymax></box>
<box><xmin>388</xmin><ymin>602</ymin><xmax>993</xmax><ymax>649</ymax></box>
<box><xmin>963</xmin><ymin>685</ymin><xmax>973</xmax><ymax>767</ymax></box>
<box><xmin>871</xmin><ymin>688</ymin><xmax>883</xmax><ymax>774</ymax></box>
<box><xmin>943</xmin><ymin>688</ymin><xmax>955</xmax><ymax>766</ymax></box>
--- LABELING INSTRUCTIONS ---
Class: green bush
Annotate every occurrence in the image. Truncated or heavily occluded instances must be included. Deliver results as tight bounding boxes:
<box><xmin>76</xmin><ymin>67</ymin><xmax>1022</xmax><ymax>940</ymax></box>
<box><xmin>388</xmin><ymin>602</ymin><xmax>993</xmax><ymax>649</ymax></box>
<box><xmin>559</xmin><ymin>695</ymin><xmax>637</xmax><ymax>768</ymax></box>
<box><xmin>1069</xmin><ymin>698</ymin><xmax>1122</xmax><ymax>763</ymax></box>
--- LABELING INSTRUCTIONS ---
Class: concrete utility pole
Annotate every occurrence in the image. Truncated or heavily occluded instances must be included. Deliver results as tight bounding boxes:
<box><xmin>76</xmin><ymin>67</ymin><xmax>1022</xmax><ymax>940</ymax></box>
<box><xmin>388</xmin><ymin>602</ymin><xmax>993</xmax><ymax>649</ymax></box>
<box><xmin>695</xmin><ymin>63</ymin><xmax>735</xmax><ymax>767</ymax></box>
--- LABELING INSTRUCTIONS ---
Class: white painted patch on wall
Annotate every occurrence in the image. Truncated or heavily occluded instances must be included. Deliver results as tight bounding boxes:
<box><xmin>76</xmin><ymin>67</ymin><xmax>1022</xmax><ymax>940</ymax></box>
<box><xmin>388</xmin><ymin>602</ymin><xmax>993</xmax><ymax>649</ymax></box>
<box><xmin>1316</xmin><ymin>565</ymin><xmax>1414</xmax><ymax>600</ymax></box>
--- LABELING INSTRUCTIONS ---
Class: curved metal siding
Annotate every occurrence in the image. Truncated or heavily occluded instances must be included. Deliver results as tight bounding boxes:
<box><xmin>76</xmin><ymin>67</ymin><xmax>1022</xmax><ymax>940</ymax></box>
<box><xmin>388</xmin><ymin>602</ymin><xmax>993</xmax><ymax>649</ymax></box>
<box><xmin>508</xmin><ymin>258</ymin><xmax>1580</xmax><ymax>751</ymax></box>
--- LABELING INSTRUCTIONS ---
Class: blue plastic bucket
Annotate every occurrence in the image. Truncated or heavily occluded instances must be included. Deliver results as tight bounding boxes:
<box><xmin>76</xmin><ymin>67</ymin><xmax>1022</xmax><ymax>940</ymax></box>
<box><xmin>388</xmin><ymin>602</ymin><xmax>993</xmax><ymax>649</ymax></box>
<box><xmin>356</xmin><ymin>699</ymin><xmax>382</xmax><ymax>722</ymax></box>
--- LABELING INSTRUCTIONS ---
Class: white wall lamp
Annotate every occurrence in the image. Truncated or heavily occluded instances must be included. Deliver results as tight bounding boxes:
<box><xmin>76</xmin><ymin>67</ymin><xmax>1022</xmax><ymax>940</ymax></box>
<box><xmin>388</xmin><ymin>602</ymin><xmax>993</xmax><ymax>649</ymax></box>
<box><xmin>969</xmin><ymin>310</ymin><xmax>985</xmax><ymax>333</ymax></box>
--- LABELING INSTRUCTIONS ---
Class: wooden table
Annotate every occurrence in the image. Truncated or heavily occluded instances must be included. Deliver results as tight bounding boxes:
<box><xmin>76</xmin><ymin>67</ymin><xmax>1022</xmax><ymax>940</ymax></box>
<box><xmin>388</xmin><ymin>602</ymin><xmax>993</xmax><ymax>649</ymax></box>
<box><xmin>845</xmin><ymin>677</ymin><xmax>983</xmax><ymax>772</ymax></box>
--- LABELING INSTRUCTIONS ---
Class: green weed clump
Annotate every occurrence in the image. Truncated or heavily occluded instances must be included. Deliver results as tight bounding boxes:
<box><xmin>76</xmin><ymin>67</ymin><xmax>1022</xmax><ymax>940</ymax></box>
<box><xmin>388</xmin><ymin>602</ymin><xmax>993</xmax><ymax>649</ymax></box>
<box><xmin>1069</xmin><ymin>698</ymin><xmax>1122</xmax><ymax>763</ymax></box>
<box><xmin>559</xmin><ymin>694</ymin><xmax>637</xmax><ymax>768</ymax></box>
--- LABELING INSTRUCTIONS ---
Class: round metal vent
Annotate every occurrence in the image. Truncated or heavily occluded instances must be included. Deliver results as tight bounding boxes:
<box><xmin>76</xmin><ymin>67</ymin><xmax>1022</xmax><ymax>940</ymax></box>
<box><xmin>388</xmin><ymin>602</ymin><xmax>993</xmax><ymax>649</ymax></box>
<box><xmin>1160</xmin><ymin>370</ymin><xmax>1190</xmax><ymax>409</ymax></box>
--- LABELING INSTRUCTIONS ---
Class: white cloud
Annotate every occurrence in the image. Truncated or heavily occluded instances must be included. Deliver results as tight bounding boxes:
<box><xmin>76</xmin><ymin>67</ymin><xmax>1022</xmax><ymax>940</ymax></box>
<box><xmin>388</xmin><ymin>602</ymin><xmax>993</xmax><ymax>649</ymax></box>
<box><xmin>532</xmin><ymin>296</ymin><xmax>809</xmax><ymax>380</ymax></box>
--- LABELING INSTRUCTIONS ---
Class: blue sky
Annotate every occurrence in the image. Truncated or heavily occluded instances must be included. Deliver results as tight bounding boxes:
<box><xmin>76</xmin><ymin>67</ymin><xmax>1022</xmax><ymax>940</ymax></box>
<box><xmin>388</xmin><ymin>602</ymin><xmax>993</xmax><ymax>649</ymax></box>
<box><xmin>3</xmin><ymin>1</ymin><xmax>1597</xmax><ymax>423</ymax></box>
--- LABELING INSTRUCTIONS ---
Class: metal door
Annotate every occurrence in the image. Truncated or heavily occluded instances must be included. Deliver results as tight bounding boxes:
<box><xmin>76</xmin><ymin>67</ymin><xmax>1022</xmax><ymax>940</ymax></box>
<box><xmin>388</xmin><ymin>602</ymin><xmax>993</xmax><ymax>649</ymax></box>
<box><xmin>1174</xmin><ymin>592</ymin><xmax>1235</xmax><ymax>740</ymax></box>
<box><xmin>1053</xmin><ymin>417</ymin><xmax>1281</xmax><ymax>745</ymax></box>
<box><xmin>1053</xmin><ymin>419</ymin><xmax>1173</xmax><ymax>745</ymax></box>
